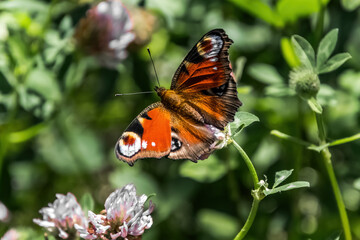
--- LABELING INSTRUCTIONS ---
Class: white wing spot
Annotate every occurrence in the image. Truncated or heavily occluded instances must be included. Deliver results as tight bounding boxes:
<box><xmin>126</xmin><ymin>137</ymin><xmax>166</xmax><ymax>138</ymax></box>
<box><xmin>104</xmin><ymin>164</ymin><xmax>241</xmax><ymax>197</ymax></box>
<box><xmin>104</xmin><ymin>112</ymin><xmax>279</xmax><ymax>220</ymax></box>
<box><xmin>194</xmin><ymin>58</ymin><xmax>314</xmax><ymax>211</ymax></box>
<box><xmin>213</xmin><ymin>67</ymin><xmax>218</xmax><ymax>71</ymax></box>
<box><xmin>210</xmin><ymin>57</ymin><xmax>218</xmax><ymax>62</ymax></box>
<box><xmin>203</xmin><ymin>35</ymin><xmax>223</xmax><ymax>59</ymax></box>
<box><xmin>142</xmin><ymin>140</ymin><xmax>147</xmax><ymax>149</ymax></box>
<box><xmin>151</xmin><ymin>142</ymin><xmax>156</xmax><ymax>147</ymax></box>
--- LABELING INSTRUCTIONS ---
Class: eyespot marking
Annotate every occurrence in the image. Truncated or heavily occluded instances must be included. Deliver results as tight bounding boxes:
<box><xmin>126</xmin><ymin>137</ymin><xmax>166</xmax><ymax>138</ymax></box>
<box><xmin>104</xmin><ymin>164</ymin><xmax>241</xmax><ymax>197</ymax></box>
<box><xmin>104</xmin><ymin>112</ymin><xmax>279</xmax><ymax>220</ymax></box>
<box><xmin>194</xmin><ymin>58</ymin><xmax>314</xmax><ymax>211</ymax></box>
<box><xmin>118</xmin><ymin>132</ymin><xmax>141</xmax><ymax>158</ymax></box>
<box><xmin>171</xmin><ymin>137</ymin><xmax>182</xmax><ymax>151</ymax></box>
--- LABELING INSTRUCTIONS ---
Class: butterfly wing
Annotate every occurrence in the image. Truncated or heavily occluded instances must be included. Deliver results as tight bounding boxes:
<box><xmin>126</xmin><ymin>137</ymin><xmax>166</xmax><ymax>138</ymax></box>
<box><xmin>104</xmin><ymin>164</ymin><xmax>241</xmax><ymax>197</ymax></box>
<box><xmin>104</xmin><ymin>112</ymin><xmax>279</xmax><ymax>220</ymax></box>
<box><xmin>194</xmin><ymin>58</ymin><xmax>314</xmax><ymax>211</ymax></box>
<box><xmin>115</xmin><ymin>102</ymin><xmax>172</xmax><ymax>166</ymax></box>
<box><xmin>170</xmin><ymin>29</ymin><xmax>242</xmax><ymax>129</ymax></box>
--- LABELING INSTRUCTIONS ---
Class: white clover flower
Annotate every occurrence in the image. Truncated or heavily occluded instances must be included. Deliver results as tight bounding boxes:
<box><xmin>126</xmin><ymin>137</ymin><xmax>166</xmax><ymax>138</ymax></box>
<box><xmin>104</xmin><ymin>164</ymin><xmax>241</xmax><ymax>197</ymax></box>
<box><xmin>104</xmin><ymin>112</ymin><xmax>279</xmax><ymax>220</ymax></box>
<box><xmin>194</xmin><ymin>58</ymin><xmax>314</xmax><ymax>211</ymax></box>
<box><xmin>75</xmin><ymin>211</ymin><xmax>110</xmax><ymax>240</ymax></box>
<box><xmin>74</xmin><ymin>0</ymin><xmax>135</xmax><ymax>67</ymax></box>
<box><xmin>1</xmin><ymin>229</ymin><xmax>19</xmax><ymax>240</ymax></box>
<box><xmin>105</xmin><ymin>184</ymin><xmax>154</xmax><ymax>239</ymax></box>
<box><xmin>33</xmin><ymin>193</ymin><xmax>87</xmax><ymax>239</ymax></box>
<box><xmin>0</xmin><ymin>201</ymin><xmax>10</xmax><ymax>222</ymax></box>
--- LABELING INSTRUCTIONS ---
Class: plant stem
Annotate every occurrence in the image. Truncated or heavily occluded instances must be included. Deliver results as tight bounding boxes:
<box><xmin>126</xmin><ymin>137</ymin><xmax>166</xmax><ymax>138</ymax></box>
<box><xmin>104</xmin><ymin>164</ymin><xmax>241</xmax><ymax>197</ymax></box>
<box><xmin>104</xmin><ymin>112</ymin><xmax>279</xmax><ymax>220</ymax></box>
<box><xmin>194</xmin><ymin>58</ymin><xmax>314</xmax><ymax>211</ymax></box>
<box><xmin>231</xmin><ymin>140</ymin><xmax>259</xmax><ymax>186</ymax></box>
<box><xmin>233</xmin><ymin>198</ymin><xmax>260</xmax><ymax>240</ymax></box>
<box><xmin>231</xmin><ymin>140</ymin><xmax>260</xmax><ymax>240</ymax></box>
<box><xmin>329</xmin><ymin>133</ymin><xmax>360</xmax><ymax>147</ymax></box>
<box><xmin>271</xmin><ymin>130</ymin><xmax>312</xmax><ymax>148</ymax></box>
<box><xmin>315</xmin><ymin>113</ymin><xmax>352</xmax><ymax>240</ymax></box>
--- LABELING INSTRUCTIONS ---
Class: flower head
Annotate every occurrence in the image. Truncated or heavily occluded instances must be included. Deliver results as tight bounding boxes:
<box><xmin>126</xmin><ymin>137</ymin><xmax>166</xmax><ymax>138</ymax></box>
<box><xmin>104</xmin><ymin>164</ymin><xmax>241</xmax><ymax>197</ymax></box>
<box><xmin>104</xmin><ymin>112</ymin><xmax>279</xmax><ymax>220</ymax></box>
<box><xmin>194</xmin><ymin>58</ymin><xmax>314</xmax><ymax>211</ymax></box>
<box><xmin>1</xmin><ymin>229</ymin><xmax>19</xmax><ymax>240</ymax></box>
<box><xmin>289</xmin><ymin>67</ymin><xmax>320</xmax><ymax>100</ymax></box>
<box><xmin>33</xmin><ymin>193</ymin><xmax>87</xmax><ymax>239</ymax></box>
<box><xmin>74</xmin><ymin>0</ymin><xmax>135</xmax><ymax>67</ymax></box>
<box><xmin>0</xmin><ymin>201</ymin><xmax>10</xmax><ymax>222</ymax></box>
<box><xmin>73</xmin><ymin>184</ymin><xmax>154</xmax><ymax>240</ymax></box>
<box><xmin>105</xmin><ymin>184</ymin><xmax>154</xmax><ymax>238</ymax></box>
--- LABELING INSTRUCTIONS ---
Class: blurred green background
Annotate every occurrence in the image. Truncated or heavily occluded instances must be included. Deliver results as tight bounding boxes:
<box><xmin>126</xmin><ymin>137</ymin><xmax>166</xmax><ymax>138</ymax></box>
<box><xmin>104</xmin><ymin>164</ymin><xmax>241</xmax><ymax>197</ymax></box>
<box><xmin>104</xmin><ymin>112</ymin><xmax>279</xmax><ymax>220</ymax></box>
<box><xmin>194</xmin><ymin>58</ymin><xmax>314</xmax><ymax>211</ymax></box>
<box><xmin>1</xmin><ymin>0</ymin><xmax>360</xmax><ymax>239</ymax></box>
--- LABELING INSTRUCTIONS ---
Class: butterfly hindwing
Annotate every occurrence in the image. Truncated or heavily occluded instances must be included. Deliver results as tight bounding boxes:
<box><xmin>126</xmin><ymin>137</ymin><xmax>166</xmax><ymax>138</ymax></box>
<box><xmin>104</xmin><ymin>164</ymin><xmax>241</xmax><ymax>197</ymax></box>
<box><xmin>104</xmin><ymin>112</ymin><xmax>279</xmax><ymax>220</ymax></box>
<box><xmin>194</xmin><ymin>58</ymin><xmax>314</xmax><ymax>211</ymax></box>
<box><xmin>115</xmin><ymin>103</ymin><xmax>172</xmax><ymax>166</ymax></box>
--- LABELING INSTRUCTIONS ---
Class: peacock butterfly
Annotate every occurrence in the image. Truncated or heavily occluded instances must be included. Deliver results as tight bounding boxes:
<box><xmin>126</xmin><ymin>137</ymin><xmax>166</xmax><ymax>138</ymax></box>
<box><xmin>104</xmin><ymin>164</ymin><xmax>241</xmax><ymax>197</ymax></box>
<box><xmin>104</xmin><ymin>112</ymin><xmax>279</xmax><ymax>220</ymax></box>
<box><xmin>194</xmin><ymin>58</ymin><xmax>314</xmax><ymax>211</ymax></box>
<box><xmin>115</xmin><ymin>29</ymin><xmax>242</xmax><ymax>166</ymax></box>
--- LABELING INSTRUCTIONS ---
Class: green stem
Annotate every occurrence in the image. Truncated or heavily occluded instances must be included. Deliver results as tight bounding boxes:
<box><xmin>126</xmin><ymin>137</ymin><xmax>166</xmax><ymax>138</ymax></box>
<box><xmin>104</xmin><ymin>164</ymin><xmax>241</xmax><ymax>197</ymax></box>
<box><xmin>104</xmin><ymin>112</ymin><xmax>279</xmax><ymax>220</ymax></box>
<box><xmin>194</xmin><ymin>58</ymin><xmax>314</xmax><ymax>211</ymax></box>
<box><xmin>329</xmin><ymin>133</ymin><xmax>360</xmax><ymax>147</ymax></box>
<box><xmin>231</xmin><ymin>140</ymin><xmax>259</xmax><ymax>186</ymax></box>
<box><xmin>231</xmin><ymin>140</ymin><xmax>260</xmax><ymax>240</ymax></box>
<box><xmin>271</xmin><ymin>130</ymin><xmax>312</xmax><ymax>148</ymax></box>
<box><xmin>315</xmin><ymin>113</ymin><xmax>352</xmax><ymax>240</ymax></box>
<box><xmin>233</xmin><ymin>199</ymin><xmax>260</xmax><ymax>240</ymax></box>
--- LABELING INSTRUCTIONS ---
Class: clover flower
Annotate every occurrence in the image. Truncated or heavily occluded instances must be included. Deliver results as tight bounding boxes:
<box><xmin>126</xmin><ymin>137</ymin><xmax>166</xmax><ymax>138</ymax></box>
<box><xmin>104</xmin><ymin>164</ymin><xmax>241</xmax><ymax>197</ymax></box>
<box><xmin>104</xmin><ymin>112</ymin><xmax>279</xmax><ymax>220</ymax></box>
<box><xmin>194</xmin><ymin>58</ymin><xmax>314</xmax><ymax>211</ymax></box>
<box><xmin>0</xmin><ymin>201</ymin><xmax>10</xmax><ymax>222</ymax></box>
<box><xmin>74</xmin><ymin>0</ymin><xmax>135</xmax><ymax>67</ymax></box>
<box><xmin>1</xmin><ymin>229</ymin><xmax>19</xmax><ymax>240</ymax></box>
<box><xmin>33</xmin><ymin>193</ymin><xmax>87</xmax><ymax>239</ymax></box>
<box><xmin>75</xmin><ymin>184</ymin><xmax>154</xmax><ymax>240</ymax></box>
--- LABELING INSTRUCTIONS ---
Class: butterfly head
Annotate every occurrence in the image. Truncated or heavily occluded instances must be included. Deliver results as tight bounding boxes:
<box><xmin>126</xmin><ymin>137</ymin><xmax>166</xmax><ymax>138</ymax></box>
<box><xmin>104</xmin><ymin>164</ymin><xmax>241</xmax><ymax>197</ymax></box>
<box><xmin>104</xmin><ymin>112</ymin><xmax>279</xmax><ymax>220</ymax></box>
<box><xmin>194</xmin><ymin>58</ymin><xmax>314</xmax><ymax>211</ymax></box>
<box><xmin>154</xmin><ymin>86</ymin><xmax>166</xmax><ymax>97</ymax></box>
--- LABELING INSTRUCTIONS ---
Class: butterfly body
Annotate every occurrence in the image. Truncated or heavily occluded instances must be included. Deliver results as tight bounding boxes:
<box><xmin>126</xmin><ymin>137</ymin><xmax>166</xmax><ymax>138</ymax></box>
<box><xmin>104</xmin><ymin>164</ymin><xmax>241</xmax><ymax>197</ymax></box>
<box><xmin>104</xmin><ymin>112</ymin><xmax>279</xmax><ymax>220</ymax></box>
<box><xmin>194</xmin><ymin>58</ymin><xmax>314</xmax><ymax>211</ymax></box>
<box><xmin>116</xmin><ymin>29</ymin><xmax>242</xmax><ymax>166</ymax></box>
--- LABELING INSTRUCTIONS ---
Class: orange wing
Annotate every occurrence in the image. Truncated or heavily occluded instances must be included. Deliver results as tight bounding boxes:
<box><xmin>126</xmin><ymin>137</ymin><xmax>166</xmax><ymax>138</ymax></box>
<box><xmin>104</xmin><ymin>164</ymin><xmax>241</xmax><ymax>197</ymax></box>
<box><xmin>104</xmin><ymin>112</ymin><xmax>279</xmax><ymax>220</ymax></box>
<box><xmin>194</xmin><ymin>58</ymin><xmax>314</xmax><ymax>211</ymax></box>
<box><xmin>171</xmin><ymin>29</ymin><xmax>241</xmax><ymax>129</ymax></box>
<box><xmin>115</xmin><ymin>102</ymin><xmax>220</xmax><ymax>165</ymax></box>
<box><xmin>115</xmin><ymin>103</ymin><xmax>172</xmax><ymax>166</ymax></box>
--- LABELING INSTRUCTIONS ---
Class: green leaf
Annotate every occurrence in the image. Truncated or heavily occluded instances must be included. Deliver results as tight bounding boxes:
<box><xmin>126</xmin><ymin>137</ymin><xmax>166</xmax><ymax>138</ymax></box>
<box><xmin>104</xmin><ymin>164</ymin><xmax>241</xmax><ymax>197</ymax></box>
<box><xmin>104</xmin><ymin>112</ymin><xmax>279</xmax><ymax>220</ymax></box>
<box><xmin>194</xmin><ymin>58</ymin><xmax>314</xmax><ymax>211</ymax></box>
<box><xmin>230</xmin><ymin>111</ymin><xmax>260</xmax><ymax>136</ymax></box>
<box><xmin>80</xmin><ymin>193</ymin><xmax>94</xmax><ymax>214</ymax></box>
<box><xmin>248</xmin><ymin>63</ymin><xmax>284</xmax><ymax>84</ymax></box>
<box><xmin>179</xmin><ymin>155</ymin><xmax>227</xmax><ymax>183</ymax></box>
<box><xmin>264</xmin><ymin>181</ymin><xmax>310</xmax><ymax>196</ymax></box>
<box><xmin>307</xmin><ymin>97</ymin><xmax>323</xmax><ymax>114</ymax></box>
<box><xmin>276</xmin><ymin>0</ymin><xmax>321</xmax><ymax>23</ymax></box>
<box><xmin>281</xmin><ymin>37</ymin><xmax>301</xmax><ymax>68</ymax></box>
<box><xmin>228</xmin><ymin>0</ymin><xmax>284</xmax><ymax>28</ymax></box>
<box><xmin>339</xmin><ymin>70</ymin><xmax>360</xmax><ymax>97</ymax></box>
<box><xmin>197</xmin><ymin>209</ymin><xmax>238</xmax><ymax>239</ymax></box>
<box><xmin>341</xmin><ymin>0</ymin><xmax>360</xmax><ymax>11</ymax></box>
<box><xmin>265</xmin><ymin>84</ymin><xmax>296</xmax><ymax>97</ymax></box>
<box><xmin>0</xmin><ymin>0</ymin><xmax>48</xmax><ymax>12</ymax></box>
<box><xmin>318</xmin><ymin>53</ymin><xmax>352</xmax><ymax>74</ymax></box>
<box><xmin>273</xmin><ymin>169</ymin><xmax>294</xmax><ymax>188</ymax></box>
<box><xmin>291</xmin><ymin>35</ymin><xmax>316</xmax><ymax>70</ymax></box>
<box><xmin>316</xmin><ymin>29</ymin><xmax>339</xmax><ymax>71</ymax></box>
<box><xmin>26</xmin><ymin>69</ymin><xmax>61</xmax><ymax>102</ymax></box>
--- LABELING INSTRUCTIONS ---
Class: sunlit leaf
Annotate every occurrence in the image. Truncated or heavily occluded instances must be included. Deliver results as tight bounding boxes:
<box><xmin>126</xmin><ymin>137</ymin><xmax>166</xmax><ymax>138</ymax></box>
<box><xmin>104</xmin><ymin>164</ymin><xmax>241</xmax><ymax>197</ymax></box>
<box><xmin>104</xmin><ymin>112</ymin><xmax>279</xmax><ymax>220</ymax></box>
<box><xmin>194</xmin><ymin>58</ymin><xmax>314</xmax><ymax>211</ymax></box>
<box><xmin>316</xmin><ymin>29</ymin><xmax>339</xmax><ymax>71</ymax></box>
<box><xmin>0</xmin><ymin>0</ymin><xmax>48</xmax><ymax>12</ymax></box>
<box><xmin>264</xmin><ymin>181</ymin><xmax>310</xmax><ymax>196</ymax></box>
<box><xmin>318</xmin><ymin>53</ymin><xmax>352</xmax><ymax>74</ymax></box>
<box><xmin>291</xmin><ymin>35</ymin><xmax>316</xmax><ymax>70</ymax></box>
<box><xmin>281</xmin><ymin>37</ymin><xmax>301</xmax><ymax>68</ymax></box>
<box><xmin>228</xmin><ymin>0</ymin><xmax>284</xmax><ymax>28</ymax></box>
<box><xmin>276</xmin><ymin>0</ymin><xmax>321</xmax><ymax>23</ymax></box>
<box><xmin>248</xmin><ymin>63</ymin><xmax>284</xmax><ymax>84</ymax></box>
<box><xmin>273</xmin><ymin>169</ymin><xmax>294</xmax><ymax>188</ymax></box>
<box><xmin>307</xmin><ymin>97</ymin><xmax>323</xmax><ymax>114</ymax></box>
<box><xmin>230</xmin><ymin>111</ymin><xmax>260</xmax><ymax>136</ymax></box>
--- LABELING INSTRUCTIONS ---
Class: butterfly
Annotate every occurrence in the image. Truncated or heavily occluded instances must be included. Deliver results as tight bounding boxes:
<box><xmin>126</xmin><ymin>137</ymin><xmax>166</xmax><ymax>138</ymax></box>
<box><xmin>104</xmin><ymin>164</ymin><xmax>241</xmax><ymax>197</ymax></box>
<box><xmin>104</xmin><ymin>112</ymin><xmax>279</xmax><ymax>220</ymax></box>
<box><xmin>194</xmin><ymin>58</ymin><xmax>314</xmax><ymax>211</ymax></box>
<box><xmin>115</xmin><ymin>29</ymin><xmax>242</xmax><ymax>166</ymax></box>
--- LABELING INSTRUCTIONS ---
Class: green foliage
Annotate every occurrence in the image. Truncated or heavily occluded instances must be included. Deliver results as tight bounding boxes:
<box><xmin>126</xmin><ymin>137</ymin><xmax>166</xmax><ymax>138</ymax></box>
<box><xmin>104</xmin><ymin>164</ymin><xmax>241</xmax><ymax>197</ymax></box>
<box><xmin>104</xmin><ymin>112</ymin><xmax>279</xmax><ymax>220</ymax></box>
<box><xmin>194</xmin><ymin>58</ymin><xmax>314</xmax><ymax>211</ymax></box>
<box><xmin>1</xmin><ymin>0</ymin><xmax>360</xmax><ymax>239</ymax></box>
<box><xmin>263</xmin><ymin>169</ymin><xmax>310</xmax><ymax>196</ymax></box>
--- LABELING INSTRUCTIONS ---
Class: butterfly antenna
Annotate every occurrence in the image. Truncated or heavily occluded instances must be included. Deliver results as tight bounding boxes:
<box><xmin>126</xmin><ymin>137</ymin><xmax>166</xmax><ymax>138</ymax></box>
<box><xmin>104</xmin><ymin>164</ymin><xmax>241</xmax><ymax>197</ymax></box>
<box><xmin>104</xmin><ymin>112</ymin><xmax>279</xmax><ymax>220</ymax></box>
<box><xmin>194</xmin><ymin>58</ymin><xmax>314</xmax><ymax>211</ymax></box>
<box><xmin>147</xmin><ymin>48</ymin><xmax>161</xmax><ymax>87</ymax></box>
<box><xmin>115</xmin><ymin>91</ymin><xmax>154</xmax><ymax>96</ymax></box>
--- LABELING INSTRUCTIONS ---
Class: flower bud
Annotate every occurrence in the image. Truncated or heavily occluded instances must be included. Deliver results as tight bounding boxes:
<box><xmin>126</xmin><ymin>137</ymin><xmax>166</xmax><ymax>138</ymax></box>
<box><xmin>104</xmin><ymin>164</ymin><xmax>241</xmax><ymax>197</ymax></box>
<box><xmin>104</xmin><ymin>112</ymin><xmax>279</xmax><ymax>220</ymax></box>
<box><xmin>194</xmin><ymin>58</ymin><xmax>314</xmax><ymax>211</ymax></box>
<box><xmin>289</xmin><ymin>68</ymin><xmax>320</xmax><ymax>100</ymax></box>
